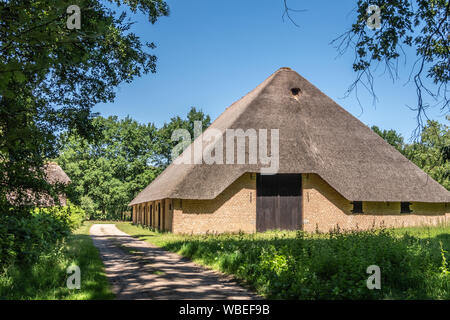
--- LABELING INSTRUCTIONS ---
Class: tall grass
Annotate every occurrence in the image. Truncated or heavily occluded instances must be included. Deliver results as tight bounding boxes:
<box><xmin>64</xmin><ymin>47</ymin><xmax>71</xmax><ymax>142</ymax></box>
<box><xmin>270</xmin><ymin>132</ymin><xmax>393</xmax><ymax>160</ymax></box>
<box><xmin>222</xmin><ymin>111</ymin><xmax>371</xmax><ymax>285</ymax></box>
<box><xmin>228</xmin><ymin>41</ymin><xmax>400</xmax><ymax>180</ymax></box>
<box><xmin>0</xmin><ymin>222</ymin><xmax>114</xmax><ymax>300</ymax></box>
<box><xmin>117</xmin><ymin>223</ymin><xmax>450</xmax><ymax>299</ymax></box>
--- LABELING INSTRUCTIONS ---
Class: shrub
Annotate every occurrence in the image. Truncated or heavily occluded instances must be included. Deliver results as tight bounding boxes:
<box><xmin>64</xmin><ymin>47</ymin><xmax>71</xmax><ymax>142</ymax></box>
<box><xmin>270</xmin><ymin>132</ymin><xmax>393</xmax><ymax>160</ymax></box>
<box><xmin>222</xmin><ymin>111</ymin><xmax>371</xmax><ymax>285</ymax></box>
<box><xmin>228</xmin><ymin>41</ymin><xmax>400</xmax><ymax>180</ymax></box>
<box><xmin>141</xmin><ymin>226</ymin><xmax>450</xmax><ymax>299</ymax></box>
<box><xmin>80</xmin><ymin>196</ymin><xmax>97</xmax><ymax>220</ymax></box>
<box><xmin>88</xmin><ymin>210</ymin><xmax>109</xmax><ymax>221</ymax></box>
<box><xmin>0</xmin><ymin>222</ymin><xmax>114</xmax><ymax>300</ymax></box>
<box><xmin>0</xmin><ymin>204</ymin><xmax>86</xmax><ymax>268</ymax></box>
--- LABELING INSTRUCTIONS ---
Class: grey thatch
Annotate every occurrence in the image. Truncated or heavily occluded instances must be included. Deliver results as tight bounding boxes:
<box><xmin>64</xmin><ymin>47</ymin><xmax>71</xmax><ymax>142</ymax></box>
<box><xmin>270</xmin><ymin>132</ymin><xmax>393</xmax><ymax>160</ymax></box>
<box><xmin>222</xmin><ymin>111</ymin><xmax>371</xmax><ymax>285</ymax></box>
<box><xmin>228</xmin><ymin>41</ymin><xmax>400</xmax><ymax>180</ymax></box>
<box><xmin>130</xmin><ymin>68</ymin><xmax>450</xmax><ymax>205</ymax></box>
<box><xmin>44</xmin><ymin>162</ymin><xmax>71</xmax><ymax>185</ymax></box>
<box><xmin>6</xmin><ymin>162</ymin><xmax>71</xmax><ymax>207</ymax></box>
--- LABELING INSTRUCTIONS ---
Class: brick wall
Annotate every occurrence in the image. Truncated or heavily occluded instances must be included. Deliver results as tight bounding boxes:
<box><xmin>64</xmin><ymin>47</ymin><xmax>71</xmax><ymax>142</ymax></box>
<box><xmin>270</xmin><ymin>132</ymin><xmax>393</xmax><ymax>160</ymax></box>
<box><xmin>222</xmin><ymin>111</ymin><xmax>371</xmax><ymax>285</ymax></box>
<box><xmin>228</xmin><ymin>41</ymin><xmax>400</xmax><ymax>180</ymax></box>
<box><xmin>132</xmin><ymin>172</ymin><xmax>449</xmax><ymax>234</ymax></box>
<box><xmin>302</xmin><ymin>173</ymin><xmax>450</xmax><ymax>232</ymax></box>
<box><xmin>171</xmin><ymin>173</ymin><xmax>257</xmax><ymax>234</ymax></box>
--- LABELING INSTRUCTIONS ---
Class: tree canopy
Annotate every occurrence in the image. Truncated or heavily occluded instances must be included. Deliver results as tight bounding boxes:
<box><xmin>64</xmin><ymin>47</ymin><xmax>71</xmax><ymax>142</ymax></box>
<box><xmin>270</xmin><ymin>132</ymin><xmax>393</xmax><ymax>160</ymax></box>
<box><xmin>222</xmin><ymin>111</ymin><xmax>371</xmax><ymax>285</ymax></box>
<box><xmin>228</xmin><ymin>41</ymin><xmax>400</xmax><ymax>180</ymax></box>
<box><xmin>372</xmin><ymin>117</ymin><xmax>450</xmax><ymax>190</ymax></box>
<box><xmin>334</xmin><ymin>0</ymin><xmax>449</xmax><ymax>128</ymax></box>
<box><xmin>57</xmin><ymin>116</ymin><xmax>160</xmax><ymax>218</ymax></box>
<box><xmin>154</xmin><ymin>107</ymin><xmax>211</xmax><ymax>167</ymax></box>
<box><xmin>404</xmin><ymin>116</ymin><xmax>450</xmax><ymax>190</ymax></box>
<box><xmin>57</xmin><ymin>107</ymin><xmax>210</xmax><ymax>218</ymax></box>
<box><xmin>0</xmin><ymin>0</ymin><xmax>169</xmax><ymax>211</ymax></box>
<box><xmin>283</xmin><ymin>0</ymin><xmax>449</xmax><ymax>130</ymax></box>
<box><xmin>371</xmin><ymin>125</ymin><xmax>406</xmax><ymax>154</ymax></box>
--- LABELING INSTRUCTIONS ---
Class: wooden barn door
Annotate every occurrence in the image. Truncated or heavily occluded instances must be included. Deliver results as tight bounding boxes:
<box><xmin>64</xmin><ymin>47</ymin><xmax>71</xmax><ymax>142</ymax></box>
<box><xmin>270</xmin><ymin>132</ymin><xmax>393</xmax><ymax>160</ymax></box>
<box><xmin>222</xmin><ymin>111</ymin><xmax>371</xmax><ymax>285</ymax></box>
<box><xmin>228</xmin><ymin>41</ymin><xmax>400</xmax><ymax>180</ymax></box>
<box><xmin>256</xmin><ymin>174</ymin><xmax>302</xmax><ymax>232</ymax></box>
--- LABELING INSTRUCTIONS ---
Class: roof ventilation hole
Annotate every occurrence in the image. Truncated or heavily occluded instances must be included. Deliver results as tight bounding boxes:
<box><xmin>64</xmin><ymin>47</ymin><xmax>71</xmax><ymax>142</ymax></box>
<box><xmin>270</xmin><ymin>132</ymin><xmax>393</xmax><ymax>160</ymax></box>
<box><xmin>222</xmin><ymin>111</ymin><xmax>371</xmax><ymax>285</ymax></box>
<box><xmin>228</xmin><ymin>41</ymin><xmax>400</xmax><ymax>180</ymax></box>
<box><xmin>291</xmin><ymin>87</ymin><xmax>301</xmax><ymax>96</ymax></box>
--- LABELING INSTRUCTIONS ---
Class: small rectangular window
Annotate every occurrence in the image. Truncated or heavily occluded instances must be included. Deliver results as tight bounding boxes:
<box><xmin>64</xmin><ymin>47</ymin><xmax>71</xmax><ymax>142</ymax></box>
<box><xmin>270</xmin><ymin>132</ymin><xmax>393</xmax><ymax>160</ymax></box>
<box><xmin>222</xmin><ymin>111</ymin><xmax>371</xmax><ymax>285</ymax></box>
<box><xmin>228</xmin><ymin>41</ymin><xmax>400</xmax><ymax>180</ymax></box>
<box><xmin>401</xmin><ymin>202</ymin><xmax>412</xmax><ymax>213</ymax></box>
<box><xmin>352</xmin><ymin>201</ymin><xmax>363</xmax><ymax>213</ymax></box>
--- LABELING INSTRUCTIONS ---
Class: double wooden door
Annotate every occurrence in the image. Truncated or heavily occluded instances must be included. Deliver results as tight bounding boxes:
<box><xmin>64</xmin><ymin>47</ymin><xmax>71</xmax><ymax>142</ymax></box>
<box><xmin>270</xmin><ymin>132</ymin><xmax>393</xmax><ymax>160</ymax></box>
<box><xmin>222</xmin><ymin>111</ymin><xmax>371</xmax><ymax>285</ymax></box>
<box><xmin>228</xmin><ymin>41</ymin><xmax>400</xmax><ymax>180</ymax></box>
<box><xmin>256</xmin><ymin>174</ymin><xmax>302</xmax><ymax>232</ymax></box>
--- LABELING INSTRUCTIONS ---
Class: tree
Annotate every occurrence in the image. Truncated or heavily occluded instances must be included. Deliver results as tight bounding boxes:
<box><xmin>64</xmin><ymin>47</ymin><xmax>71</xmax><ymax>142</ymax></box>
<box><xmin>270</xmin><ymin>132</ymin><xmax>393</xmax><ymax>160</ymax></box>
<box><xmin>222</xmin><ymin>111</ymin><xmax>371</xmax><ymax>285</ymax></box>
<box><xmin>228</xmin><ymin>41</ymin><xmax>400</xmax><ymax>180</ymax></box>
<box><xmin>57</xmin><ymin>109</ymin><xmax>211</xmax><ymax>218</ymax></box>
<box><xmin>372</xmin><ymin>118</ymin><xmax>450</xmax><ymax>190</ymax></box>
<box><xmin>57</xmin><ymin>116</ymin><xmax>161</xmax><ymax>219</ymax></box>
<box><xmin>404</xmin><ymin>116</ymin><xmax>450</xmax><ymax>190</ymax></box>
<box><xmin>80</xmin><ymin>195</ymin><xmax>98</xmax><ymax>220</ymax></box>
<box><xmin>0</xmin><ymin>0</ymin><xmax>169</xmax><ymax>212</ymax></box>
<box><xmin>333</xmin><ymin>0</ymin><xmax>449</xmax><ymax>130</ymax></box>
<box><xmin>371</xmin><ymin>125</ymin><xmax>405</xmax><ymax>154</ymax></box>
<box><xmin>283</xmin><ymin>0</ymin><xmax>449</xmax><ymax>131</ymax></box>
<box><xmin>154</xmin><ymin>107</ymin><xmax>211</xmax><ymax>167</ymax></box>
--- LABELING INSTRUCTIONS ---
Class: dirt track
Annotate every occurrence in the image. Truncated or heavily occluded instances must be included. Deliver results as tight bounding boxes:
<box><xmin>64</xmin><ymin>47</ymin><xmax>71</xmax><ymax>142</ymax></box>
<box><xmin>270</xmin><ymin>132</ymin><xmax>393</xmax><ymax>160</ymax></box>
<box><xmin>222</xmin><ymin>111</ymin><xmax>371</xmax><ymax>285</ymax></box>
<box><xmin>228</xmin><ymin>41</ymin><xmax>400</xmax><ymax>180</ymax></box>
<box><xmin>89</xmin><ymin>224</ymin><xmax>258</xmax><ymax>300</ymax></box>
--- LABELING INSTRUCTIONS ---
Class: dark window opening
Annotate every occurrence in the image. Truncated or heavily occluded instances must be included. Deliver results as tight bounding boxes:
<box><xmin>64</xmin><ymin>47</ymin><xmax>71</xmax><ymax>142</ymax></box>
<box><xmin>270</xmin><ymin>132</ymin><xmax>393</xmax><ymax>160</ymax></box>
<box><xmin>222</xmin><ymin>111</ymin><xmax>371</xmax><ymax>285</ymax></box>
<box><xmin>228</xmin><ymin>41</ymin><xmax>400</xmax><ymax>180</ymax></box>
<box><xmin>157</xmin><ymin>203</ymin><xmax>161</xmax><ymax>229</ymax></box>
<box><xmin>144</xmin><ymin>206</ymin><xmax>146</xmax><ymax>225</ymax></box>
<box><xmin>149</xmin><ymin>205</ymin><xmax>152</xmax><ymax>225</ymax></box>
<box><xmin>352</xmin><ymin>201</ymin><xmax>363</xmax><ymax>213</ymax></box>
<box><xmin>401</xmin><ymin>202</ymin><xmax>412</xmax><ymax>213</ymax></box>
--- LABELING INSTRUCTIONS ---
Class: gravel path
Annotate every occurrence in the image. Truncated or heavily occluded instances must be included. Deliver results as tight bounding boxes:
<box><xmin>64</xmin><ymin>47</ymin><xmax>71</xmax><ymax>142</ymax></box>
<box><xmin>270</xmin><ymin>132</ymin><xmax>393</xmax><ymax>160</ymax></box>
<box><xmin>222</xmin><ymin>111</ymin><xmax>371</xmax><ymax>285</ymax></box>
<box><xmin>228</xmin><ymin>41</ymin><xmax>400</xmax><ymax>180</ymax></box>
<box><xmin>89</xmin><ymin>224</ymin><xmax>259</xmax><ymax>300</ymax></box>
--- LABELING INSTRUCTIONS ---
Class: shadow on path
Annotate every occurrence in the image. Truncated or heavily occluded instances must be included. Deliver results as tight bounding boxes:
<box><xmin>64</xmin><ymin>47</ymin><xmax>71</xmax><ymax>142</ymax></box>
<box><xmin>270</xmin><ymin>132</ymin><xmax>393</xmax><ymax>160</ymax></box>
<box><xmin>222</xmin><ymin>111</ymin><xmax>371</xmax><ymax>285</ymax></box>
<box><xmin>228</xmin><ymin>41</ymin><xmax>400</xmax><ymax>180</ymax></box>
<box><xmin>89</xmin><ymin>224</ymin><xmax>259</xmax><ymax>300</ymax></box>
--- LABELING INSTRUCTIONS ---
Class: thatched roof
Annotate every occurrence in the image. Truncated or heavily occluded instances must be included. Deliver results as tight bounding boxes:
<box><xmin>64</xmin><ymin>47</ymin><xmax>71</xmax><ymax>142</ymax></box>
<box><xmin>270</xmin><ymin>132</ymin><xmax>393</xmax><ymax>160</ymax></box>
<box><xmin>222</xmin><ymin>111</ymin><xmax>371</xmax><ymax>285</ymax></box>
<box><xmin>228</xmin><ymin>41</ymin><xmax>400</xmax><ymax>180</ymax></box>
<box><xmin>130</xmin><ymin>68</ymin><xmax>450</xmax><ymax>205</ymax></box>
<box><xmin>6</xmin><ymin>162</ymin><xmax>71</xmax><ymax>207</ymax></box>
<box><xmin>44</xmin><ymin>162</ymin><xmax>71</xmax><ymax>185</ymax></box>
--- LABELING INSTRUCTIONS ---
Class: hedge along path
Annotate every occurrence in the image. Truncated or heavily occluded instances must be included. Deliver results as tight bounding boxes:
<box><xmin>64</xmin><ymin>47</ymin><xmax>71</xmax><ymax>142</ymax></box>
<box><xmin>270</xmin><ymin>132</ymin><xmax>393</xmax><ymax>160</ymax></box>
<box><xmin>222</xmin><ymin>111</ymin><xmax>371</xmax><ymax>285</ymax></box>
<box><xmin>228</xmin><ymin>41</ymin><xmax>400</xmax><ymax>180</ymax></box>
<box><xmin>89</xmin><ymin>224</ymin><xmax>259</xmax><ymax>300</ymax></box>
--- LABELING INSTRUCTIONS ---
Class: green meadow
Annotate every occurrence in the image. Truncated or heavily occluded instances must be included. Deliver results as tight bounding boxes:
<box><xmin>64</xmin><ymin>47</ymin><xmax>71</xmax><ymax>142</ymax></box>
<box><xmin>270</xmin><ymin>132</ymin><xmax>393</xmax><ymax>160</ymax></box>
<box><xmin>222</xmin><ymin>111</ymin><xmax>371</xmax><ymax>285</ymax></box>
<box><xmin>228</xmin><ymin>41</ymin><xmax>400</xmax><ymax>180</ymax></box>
<box><xmin>116</xmin><ymin>222</ymin><xmax>450</xmax><ymax>299</ymax></box>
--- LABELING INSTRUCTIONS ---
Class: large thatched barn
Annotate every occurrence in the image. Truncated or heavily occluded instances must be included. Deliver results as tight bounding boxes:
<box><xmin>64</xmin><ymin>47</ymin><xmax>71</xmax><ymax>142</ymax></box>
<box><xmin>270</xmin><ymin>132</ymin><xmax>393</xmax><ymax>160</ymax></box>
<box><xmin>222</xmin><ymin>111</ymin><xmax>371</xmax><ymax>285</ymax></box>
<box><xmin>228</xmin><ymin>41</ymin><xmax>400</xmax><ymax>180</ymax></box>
<box><xmin>130</xmin><ymin>67</ymin><xmax>450</xmax><ymax>233</ymax></box>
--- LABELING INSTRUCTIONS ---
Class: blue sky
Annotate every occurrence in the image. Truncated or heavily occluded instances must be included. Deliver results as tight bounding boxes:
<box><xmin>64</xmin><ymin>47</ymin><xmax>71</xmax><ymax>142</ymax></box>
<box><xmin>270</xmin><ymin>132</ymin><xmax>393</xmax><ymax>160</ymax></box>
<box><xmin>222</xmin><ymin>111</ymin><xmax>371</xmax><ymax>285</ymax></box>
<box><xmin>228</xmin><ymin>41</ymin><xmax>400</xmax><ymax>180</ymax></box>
<box><xmin>94</xmin><ymin>0</ymin><xmax>448</xmax><ymax>140</ymax></box>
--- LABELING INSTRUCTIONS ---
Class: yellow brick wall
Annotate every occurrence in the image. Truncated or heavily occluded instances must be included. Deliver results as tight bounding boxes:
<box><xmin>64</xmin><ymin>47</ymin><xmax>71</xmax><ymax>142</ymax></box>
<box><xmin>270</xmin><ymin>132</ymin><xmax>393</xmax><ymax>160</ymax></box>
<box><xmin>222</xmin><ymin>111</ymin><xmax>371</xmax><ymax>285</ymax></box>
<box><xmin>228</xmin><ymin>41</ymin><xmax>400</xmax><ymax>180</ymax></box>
<box><xmin>302</xmin><ymin>173</ymin><xmax>450</xmax><ymax>232</ymax></box>
<box><xmin>132</xmin><ymin>172</ymin><xmax>448</xmax><ymax>234</ymax></box>
<box><xmin>171</xmin><ymin>173</ymin><xmax>257</xmax><ymax>234</ymax></box>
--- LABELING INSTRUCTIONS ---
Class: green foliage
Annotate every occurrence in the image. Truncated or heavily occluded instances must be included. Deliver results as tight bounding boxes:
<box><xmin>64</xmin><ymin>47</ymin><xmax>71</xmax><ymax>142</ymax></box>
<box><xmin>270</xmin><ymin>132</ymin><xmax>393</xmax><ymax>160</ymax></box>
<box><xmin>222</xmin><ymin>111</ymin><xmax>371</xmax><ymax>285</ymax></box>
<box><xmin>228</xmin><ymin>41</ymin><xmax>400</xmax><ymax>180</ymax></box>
<box><xmin>0</xmin><ymin>0</ymin><xmax>168</xmax><ymax>215</ymax></box>
<box><xmin>57</xmin><ymin>108</ymin><xmax>210</xmax><ymax>218</ymax></box>
<box><xmin>80</xmin><ymin>195</ymin><xmax>98</xmax><ymax>220</ymax></box>
<box><xmin>404</xmin><ymin>117</ymin><xmax>450</xmax><ymax>190</ymax></box>
<box><xmin>0</xmin><ymin>222</ymin><xmax>114</xmax><ymax>300</ymax></box>
<box><xmin>334</xmin><ymin>0</ymin><xmax>449</xmax><ymax>119</ymax></box>
<box><xmin>0</xmin><ymin>0</ymin><xmax>163</xmax><ymax>277</ymax></box>
<box><xmin>0</xmin><ymin>204</ymin><xmax>86</xmax><ymax>268</ymax></box>
<box><xmin>33</xmin><ymin>203</ymin><xmax>86</xmax><ymax>230</ymax></box>
<box><xmin>439</xmin><ymin>241</ymin><xmax>449</xmax><ymax>276</ymax></box>
<box><xmin>371</xmin><ymin>125</ymin><xmax>406</xmax><ymax>154</ymax></box>
<box><xmin>117</xmin><ymin>222</ymin><xmax>450</xmax><ymax>299</ymax></box>
<box><xmin>372</xmin><ymin>118</ymin><xmax>449</xmax><ymax>190</ymax></box>
<box><xmin>58</xmin><ymin>115</ymin><xmax>161</xmax><ymax>219</ymax></box>
<box><xmin>155</xmin><ymin>107</ymin><xmax>211</xmax><ymax>167</ymax></box>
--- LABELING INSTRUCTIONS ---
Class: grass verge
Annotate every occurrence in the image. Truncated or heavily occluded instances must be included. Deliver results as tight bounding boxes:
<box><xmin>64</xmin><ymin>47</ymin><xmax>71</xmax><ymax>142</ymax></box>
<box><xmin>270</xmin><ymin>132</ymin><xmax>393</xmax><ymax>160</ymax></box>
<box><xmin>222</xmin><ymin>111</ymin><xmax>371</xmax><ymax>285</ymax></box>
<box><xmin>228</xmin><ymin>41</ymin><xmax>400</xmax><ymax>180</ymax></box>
<box><xmin>115</xmin><ymin>222</ymin><xmax>450</xmax><ymax>300</ymax></box>
<box><xmin>0</xmin><ymin>221</ymin><xmax>114</xmax><ymax>300</ymax></box>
